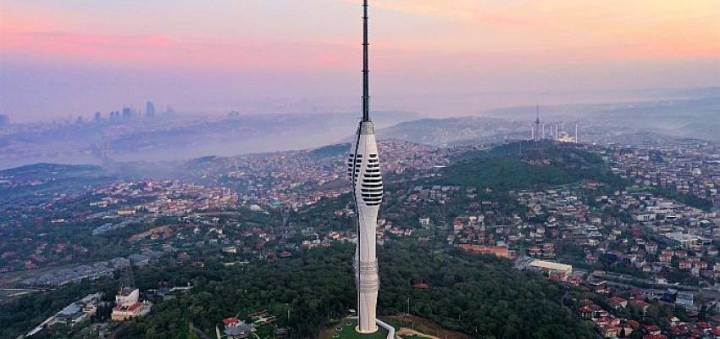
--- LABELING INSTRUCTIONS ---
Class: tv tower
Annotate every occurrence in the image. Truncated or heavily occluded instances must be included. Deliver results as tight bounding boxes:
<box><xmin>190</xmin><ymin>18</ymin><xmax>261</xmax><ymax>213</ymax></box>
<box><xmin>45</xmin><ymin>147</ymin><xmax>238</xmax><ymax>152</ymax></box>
<box><xmin>348</xmin><ymin>0</ymin><xmax>383</xmax><ymax>334</ymax></box>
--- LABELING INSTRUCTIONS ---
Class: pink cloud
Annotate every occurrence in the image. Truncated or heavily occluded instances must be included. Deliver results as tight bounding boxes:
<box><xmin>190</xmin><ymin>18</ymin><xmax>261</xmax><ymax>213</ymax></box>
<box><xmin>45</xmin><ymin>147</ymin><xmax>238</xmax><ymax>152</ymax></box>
<box><xmin>1</xmin><ymin>28</ymin><xmax>359</xmax><ymax>72</ymax></box>
<box><xmin>2</xmin><ymin>0</ymin><xmax>717</xmax><ymax>74</ymax></box>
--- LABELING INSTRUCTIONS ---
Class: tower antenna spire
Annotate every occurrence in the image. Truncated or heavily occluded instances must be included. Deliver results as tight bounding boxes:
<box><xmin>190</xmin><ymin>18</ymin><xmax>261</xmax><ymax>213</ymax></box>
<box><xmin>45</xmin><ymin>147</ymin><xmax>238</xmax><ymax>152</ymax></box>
<box><xmin>362</xmin><ymin>0</ymin><xmax>370</xmax><ymax>122</ymax></box>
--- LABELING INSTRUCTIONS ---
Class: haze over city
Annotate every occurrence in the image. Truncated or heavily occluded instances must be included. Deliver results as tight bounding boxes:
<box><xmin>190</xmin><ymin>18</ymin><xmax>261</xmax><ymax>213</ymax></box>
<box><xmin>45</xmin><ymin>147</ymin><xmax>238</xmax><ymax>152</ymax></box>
<box><xmin>2</xmin><ymin>2</ymin><xmax>720</xmax><ymax>339</ymax></box>
<box><xmin>2</xmin><ymin>0</ymin><xmax>718</xmax><ymax>122</ymax></box>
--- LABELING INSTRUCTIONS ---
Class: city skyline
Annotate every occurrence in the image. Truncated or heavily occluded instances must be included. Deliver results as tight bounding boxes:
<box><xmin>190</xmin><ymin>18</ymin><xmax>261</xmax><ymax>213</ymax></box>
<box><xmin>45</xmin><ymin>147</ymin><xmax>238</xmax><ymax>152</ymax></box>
<box><xmin>2</xmin><ymin>0</ymin><xmax>718</xmax><ymax>122</ymax></box>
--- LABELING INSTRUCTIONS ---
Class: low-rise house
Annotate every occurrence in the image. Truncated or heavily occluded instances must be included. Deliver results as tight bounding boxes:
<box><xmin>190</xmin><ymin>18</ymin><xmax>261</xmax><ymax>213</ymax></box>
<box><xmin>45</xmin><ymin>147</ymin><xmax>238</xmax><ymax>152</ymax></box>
<box><xmin>609</xmin><ymin>297</ymin><xmax>628</xmax><ymax>310</ymax></box>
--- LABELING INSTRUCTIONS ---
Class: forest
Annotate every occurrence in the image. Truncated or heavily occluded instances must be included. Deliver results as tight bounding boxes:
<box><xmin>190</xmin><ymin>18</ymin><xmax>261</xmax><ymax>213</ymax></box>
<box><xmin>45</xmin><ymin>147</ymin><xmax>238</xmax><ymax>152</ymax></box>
<box><xmin>108</xmin><ymin>241</ymin><xmax>594</xmax><ymax>339</ymax></box>
<box><xmin>1</xmin><ymin>241</ymin><xmax>596</xmax><ymax>338</ymax></box>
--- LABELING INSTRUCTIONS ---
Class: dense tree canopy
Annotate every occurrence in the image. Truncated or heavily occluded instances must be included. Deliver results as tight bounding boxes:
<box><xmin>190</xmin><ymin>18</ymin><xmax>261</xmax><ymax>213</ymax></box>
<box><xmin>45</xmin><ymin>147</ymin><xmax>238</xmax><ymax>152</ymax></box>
<box><xmin>437</xmin><ymin>142</ymin><xmax>626</xmax><ymax>192</ymax></box>
<box><xmin>110</xmin><ymin>241</ymin><xmax>594</xmax><ymax>339</ymax></box>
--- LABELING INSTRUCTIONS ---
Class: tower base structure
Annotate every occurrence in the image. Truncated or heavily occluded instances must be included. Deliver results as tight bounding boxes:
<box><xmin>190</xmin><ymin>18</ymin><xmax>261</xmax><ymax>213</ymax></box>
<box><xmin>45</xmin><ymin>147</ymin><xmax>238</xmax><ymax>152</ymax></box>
<box><xmin>332</xmin><ymin>317</ymin><xmax>394</xmax><ymax>339</ymax></box>
<box><xmin>355</xmin><ymin>326</ymin><xmax>379</xmax><ymax>334</ymax></box>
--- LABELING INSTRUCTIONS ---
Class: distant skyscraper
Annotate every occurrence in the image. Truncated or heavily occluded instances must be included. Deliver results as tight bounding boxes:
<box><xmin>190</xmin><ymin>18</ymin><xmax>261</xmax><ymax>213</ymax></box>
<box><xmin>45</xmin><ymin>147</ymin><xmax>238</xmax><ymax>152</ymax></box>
<box><xmin>348</xmin><ymin>0</ymin><xmax>383</xmax><ymax>334</ymax></box>
<box><xmin>534</xmin><ymin>105</ymin><xmax>541</xmax><ymax>141</ymax></box>
<box><xmin>0</xmin><ymin>114</ymin><xmax>8</xmax><ymax>127</ymax></box>
<box><xmin>145</xmin><ymin>101</ymin><xmax>156</xmax><ymax>118</ymax></box>
<box><xmin>121</xmin><ymin>107</ymin><xmax>132</xmax><ymax>120</ymax></box>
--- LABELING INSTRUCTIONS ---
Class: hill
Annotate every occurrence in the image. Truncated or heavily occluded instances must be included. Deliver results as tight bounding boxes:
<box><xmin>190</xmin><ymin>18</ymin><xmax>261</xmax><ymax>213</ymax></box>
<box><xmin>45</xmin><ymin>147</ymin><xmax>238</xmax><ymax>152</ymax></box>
<box><xmin>434</xmin><ymin>141</ymin><xmax>713</xmax><ymax>210</ymax></box>
<box><xmin>0</xmin><ymin>163</ymin><xmax>112</xmax><ymax>207</ymax></box>
<box><xmin>0</xmin><ymin>163</ymin><xmax>103</xmax><ymax>178</ymax></box>
<box><xmin>309</xmin><ymin>143</ymin><xmax>351</xmax><ymax>159</ymax></box>
<box><xmin>433</xmin><ymin>141</ymin><xmax>625</xmax><ymax>191</ymax></box>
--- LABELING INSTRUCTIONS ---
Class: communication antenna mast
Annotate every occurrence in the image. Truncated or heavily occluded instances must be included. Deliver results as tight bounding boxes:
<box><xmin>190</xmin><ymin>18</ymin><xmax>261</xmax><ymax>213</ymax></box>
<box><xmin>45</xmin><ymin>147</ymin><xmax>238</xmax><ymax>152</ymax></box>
<box><xmin>119</xmin><ymin>264</ymin><xmax>135</xmax><ymax>291</ymax></box>
<box><xmin>362</xmin><ymin>0</ymin><xmax>370</xmax><ymax>122</ymax></box>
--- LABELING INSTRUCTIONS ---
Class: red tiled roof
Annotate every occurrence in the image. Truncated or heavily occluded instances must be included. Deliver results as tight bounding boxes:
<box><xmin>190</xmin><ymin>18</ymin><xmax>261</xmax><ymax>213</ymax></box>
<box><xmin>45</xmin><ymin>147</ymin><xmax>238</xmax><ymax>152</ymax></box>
<box><xmin>644</xmin><ymin>324</ymin><xmax>661</xmax><ymax>331</ymax></box>
<box><xmin>113</xmin><ymin>302</ymin><xmax>144</xmax><ymax>313</ymax></box>
<box><xmin>223</xmin><ymin>317</ymin><xmax>240</xmax><ymax>326</ymax></box>
<box><xmin>578</xmin><ymin>305</ymin><xmax>594</xmax><ymax>313</ymax></box>
<box><xmin>711</xmin><ymin>327</ymin><xmax>720</xmax><ymax>336</ymax></box>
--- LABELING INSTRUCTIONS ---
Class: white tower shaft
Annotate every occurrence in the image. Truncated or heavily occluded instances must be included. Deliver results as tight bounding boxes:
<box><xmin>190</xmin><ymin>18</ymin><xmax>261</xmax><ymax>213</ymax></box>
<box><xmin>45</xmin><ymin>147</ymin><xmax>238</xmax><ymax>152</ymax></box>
<box><xmin>349</xmin><ymin>122</ymin><xmax>383</xmax><ymax>333</ymax></box>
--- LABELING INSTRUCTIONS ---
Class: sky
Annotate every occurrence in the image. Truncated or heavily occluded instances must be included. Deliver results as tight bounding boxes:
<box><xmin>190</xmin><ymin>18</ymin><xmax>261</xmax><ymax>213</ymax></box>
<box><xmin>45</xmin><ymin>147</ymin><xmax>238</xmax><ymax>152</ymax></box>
<box><xmin>1</xmin><ymin>0</ymin><xmax>719</xmax><ymax>122</ymax></box>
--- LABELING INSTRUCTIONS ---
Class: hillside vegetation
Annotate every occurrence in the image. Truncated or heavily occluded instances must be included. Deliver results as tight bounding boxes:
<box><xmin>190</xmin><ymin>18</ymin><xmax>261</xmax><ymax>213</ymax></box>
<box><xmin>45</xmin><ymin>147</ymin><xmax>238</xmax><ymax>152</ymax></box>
<box><xmin>108</xmin><ymin>242</ymin><xmax>593</xmax><ymax>339</ymax></box>
<box><xmin>436</xmin><ymin>141</ymin><xmax>625</xmax><ymax>191</ymax></box>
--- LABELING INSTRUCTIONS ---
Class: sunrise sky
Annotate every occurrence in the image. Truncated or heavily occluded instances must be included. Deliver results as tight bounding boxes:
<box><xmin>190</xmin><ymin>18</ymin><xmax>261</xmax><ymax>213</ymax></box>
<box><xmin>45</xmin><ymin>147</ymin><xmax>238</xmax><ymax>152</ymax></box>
<box><xmin>1</xmin><ymin>0</ymin><xmax>719</xmax><ymax>121</ymax></box>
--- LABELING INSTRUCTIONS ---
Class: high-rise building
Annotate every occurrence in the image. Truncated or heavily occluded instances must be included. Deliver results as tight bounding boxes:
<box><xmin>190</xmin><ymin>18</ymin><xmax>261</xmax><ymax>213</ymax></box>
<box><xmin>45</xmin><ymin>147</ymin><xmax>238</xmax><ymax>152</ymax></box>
<box><xmin>534</xmin><ymin>106</ymin><xmax>541</xmax><ymax>142</ymax></box>
<box><xmin>347</xmin><ymin>0</ymin><xmax>383</xmax><ymax>334</ymax></box>
<box><xmin>145</xmin><ymin>101</ymin><xmax>156</xmax><ymax>118</ymax></box>
<box><xmin>121</xmin><ymin>107</ymin><xmax>132</xmax><ymax>120</ymax></box>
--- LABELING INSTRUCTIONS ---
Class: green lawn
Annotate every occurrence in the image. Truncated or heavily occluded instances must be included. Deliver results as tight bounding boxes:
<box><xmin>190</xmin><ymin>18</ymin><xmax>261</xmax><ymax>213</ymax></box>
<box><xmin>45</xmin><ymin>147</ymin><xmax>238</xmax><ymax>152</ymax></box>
<box><xmin>332</xmin><ymin>319</ymin><xmax>389</xmax><ymax>339</ymax></box>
